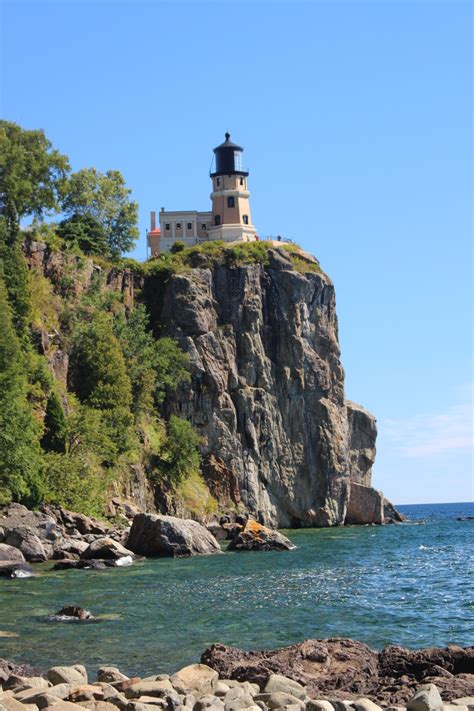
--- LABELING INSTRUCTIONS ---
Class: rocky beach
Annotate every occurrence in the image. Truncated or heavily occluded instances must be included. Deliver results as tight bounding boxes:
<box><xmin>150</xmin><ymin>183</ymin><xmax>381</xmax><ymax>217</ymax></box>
<box><xmin>0</xmin><ymin>641</ymin><xmax>473</xmax><ymax>711</ymax></box>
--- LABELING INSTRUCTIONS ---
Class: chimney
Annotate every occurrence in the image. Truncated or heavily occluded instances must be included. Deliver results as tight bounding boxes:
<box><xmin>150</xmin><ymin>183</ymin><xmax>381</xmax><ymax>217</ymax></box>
<box><xmin>150</xmin><ymin>211</ymin><xmax>156</xmax><ymax>231</ymax></box>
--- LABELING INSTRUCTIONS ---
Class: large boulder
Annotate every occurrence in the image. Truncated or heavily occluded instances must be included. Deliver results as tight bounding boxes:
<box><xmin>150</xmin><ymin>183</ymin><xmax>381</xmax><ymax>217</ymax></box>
<box><xmin>170</xmin><ymin>664</ymin><xmax>218</xmax><ymax>696</ymax></box>
<box><xmin>81</xmin><ymin>537</ymin><xmax>135</xmax><ymax>561</ymax></box>
<box><xmin>0</xmin><ymin>561</ymin><xmax>34</xmax><ymax>578</ymax></box>
<box><xmin>47</xmin><ymin>665</ymin><xmax>88</xmax><ymax>686</ymax></box>
<box><xmin>4</xmin><ymin>526</ymin><xmax>47</xmax><ymax>562</ymax></box>
<box><xmin>345</xmin><ymin>483</ymin><xmax>384</xmax><ymax>525</ymax></box>
<box><xmin>0</xmin><ymin>544</ymin><xmax>25</xmax><ymax>563</ymax></box>
<box><xmin>126</xmin><ymin>514</ymin><xmax>222</xmax><ymax>557</ymax></box>
<box><xmin>227</xmin><ymin>521</ymin><xmax>296</xmax><ymax>552</ymax></box>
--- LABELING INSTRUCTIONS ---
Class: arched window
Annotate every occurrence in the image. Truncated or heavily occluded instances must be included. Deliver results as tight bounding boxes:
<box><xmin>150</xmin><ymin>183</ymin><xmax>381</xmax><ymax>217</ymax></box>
<box><xmin>214</xmin><ymin>215</ymin><xmax>221</xmax><ymax>226</ymax></box>
<box><xmin>243</xmin><ymin>215</ymin><xmax>249</xmax><ymax>225</ymax></box>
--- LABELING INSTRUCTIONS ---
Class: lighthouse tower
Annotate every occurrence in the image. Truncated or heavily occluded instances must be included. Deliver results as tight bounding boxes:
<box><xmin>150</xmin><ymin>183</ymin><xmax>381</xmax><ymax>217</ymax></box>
<box><xmin>207</xmin><ymin>133</ymin><xmax>257</xmax><ymax>243</ymax></box>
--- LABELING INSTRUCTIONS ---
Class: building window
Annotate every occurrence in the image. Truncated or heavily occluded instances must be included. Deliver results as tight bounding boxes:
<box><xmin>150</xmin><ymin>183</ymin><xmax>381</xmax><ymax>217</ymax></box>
<box><xmin>176</xmin><ymin>223</ymin><xmax>182</xmax><ymax>230</ymax></box>
<box><xmin>240</xmin><ymin>177</ymin><xmax>244</xmax><ymax>186</ymax></box>
<box><xmin>201</xmin><ymin>223</ymin><xmax>207</xmax><ymax>230</ymax></box>
<box><xmin>187</xmin><ymin>222</ymin><xmax>192</xmax><ymax>230</ymax></box>
<box><xmin>243</xmin><ymin>215</ymin><xmax>249</xmax><ymax>225</ymax></box>
<box><xmin>216</xmin><ymin>177</ymin><xmax>221</xmax><ymax>186</ymax></box>
<box><xmin>165</xmin><ymin>223</ymin><xmax>170</xmax><ymax>230</ymax></box>
<box><xmin>214</xmin><ymin>215</ymin><xmax>221</xmax><ymax>226</ymax></box>
<box><xmin>227</xmin><ymin>196</ymin><xmax>235</xmax><ymax>208</ymax></box>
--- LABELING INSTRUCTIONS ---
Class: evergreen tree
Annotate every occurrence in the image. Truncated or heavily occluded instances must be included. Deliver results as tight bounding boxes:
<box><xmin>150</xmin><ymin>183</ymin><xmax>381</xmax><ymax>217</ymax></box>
<box><xmin>41</xmin><ymin>392</ymin><xmax>67</xmax><ymax>453</ymax></box>
<box><xmin>71</xmin><ymin>313</ymin><xmax>132</xmax><ymax>449</ymax></box>
<box><xmin>161</xmin><ymin>415</ymin><xmax>201</xmax><ymax>486</ymax></box>
<box><xmin>0</xmin><ymin>217</ymin><xmax>32</xmax><ymax>341</ymax></box>
<box><xmin>0</xmin><ymin>277</ymin><xmax>42</xmax><ymax>504</ymax></box>
<box><xmin>57</xmin><ymin>213</ymin><xmax>110</xmax><ymax>256</ymax></box>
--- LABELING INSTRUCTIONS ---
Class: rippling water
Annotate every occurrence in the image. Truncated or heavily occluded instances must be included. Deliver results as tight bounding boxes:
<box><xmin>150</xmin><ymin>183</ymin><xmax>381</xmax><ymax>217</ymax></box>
<box><xmin>0</xmin><ymin>502</ymin><xmax>472</xmax><ymax>675</ymax></box>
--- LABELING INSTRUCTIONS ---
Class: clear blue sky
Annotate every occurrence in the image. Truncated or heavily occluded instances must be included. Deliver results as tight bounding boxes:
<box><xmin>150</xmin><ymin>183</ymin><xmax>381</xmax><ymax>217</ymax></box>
<box><xmin>1</xmin><ymin>0</ymin><xmax>472</xmax><ymax>504</ymax></box>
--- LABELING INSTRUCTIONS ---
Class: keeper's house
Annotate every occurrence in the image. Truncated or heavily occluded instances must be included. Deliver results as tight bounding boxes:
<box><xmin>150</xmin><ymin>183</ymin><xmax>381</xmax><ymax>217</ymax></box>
<box><xmin>147</xmin><ymin>133</ymin><xmax>257</xmax><ymax>256</ymax></box>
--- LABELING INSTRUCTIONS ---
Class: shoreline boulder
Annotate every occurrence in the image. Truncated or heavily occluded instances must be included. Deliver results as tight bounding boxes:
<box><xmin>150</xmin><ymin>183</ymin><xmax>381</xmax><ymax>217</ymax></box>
<box><xmin>126</xmin><ymin>514</ymin><xmax>222</xmax><ymax>557</ymax></box>
<box><xmin>227</xmin><ymin>520</ymin><xmax>296</xmax><ymax>552</ymax></box>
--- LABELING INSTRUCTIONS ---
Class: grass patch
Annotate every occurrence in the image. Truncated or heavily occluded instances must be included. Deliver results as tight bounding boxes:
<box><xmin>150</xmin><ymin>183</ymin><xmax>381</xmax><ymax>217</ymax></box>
<box><xmin>175</xmin><ymin>469</ymin><xmax>218</xmax><ymax>519</ymax></box>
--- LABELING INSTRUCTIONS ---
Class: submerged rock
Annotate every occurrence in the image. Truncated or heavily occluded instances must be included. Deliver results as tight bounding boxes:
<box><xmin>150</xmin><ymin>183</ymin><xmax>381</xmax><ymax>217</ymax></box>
<box><xmin>227</xmin><ymin>520</ymin><xmax>296</xmax><ymax>551</ymax></box>
<box><xmin>80</xmin><ymin>537</ymin><xmax>135</xmax><ymax>561</ymax></box>
<box><xmin>54</xmin><ymin>606</ymin><xmax>93</xmax><ymax>620</ymax></box>
<box><xmin>126</xmin><ymin>514</ymin><xmax>221</xmax><ymax>557</ymax></box>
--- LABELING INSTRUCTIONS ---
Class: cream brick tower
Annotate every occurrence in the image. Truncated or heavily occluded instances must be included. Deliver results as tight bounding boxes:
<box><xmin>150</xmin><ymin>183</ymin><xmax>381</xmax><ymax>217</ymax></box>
<box><xmin>207</xmin><ymin>133</ymin><xmax>257</xmax><ymax>243</ymax></box>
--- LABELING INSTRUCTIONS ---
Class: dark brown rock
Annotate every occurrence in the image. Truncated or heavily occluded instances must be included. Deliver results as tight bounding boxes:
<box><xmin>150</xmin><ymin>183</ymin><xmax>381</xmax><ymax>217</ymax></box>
<box><xmin>201</xmin><ymin>639</ymin><xmax>474</xmax><ymax>704</ymax></box>
<box><xmin>55</xmin><ymin>606</ymin><xmax>92</xmax><ymax>620</ymax></box>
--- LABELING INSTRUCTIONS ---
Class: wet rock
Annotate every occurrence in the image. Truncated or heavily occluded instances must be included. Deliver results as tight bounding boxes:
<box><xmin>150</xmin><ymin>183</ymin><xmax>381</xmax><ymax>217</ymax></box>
<box><xmin>81</xmin><ymin>538</ymin><xmax>135</xmax><ymax>561</ymax></box>
<box><xmin>54</xmin><ymin>606</ymin><xmax>93</xmax><ymax>620</ymax></box>
<box><xmin>227</xmin><ymin>521</ymin><xmax>295</xmax><ymax>552</ymax></box>
<box><xmin>0</xmin><ymin>562</ymin><xmax>34</xmax><ymax>578</ymax></box>
<box><xmin>127</xmin><ymin>515</ymin><xmax>221</xmax><ymax>558</ymax></box>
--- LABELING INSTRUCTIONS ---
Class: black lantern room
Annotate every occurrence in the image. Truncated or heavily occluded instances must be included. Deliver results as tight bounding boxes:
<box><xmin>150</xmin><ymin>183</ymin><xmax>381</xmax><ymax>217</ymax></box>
<box><xmin>210</xmin><ymin>133</ymin><xmax>248</xmax><ymax>177</ymax></box>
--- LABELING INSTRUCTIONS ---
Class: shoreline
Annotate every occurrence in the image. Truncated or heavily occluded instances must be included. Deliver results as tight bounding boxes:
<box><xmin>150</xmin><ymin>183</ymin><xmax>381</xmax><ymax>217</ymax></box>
<box><xmin>1</xmin><ymin>638</ymin><xmax>473</xmax><ymax>709</ymax></box>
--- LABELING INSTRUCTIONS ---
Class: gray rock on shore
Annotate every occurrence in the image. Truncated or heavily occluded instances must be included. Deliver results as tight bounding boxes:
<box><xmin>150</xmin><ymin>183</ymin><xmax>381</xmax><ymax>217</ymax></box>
<box><xmin>126</xmin><ymin>514</ymin><xmax>222</xmax><ymax>557</ymax></box>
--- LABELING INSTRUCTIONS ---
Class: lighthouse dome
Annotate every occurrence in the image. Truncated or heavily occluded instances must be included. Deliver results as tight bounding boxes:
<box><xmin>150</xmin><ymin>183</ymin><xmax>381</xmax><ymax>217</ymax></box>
<box><xmin>211</xmin><ymin>132</ymin><xmax>248</xmax><ymax>177</ymax></box>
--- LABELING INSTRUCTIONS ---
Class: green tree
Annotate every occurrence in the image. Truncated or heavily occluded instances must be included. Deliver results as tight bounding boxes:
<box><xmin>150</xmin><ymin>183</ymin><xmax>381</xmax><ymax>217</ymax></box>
<box><xmin>41</xmin><ymin>392</ymin><xmax>67</xmax><ymax>453</ymax></box>
<box><xmin>154</xmin><ymin>337</ymin><xmax>191</xmax><ymax>403</ymax></box>
<box><xmin>161</xmin><ymin>415</ymin><xmax>201</xmax><ymax>486</ymax></box>
<box><xmin>71</xmin><ymin>313</ymin><xmax>132</xmax><ymax>449</ymax></box>
<box><xmin>0</xmin><ymin>217</ymin><xmax>32</xmax><ymax>340</ymax></box>
<box><xmin>114</xmin><ymin>307</ymin><xmax>190</xmax><ymax>413</ymax></box>
<box><xmin>61</xmin><ymin>168</ymin><xmax>138</xmax><ymax>256</ymax></box>
<box><xmin>0</xmin><ymin>277</ymin><xmax>42</xmax><ymax>504</ymax></box>
<box><xmin>0</xmin><ymin>120</ymin><xmax>69</xmax><ymax>228</ymax></box>
<box><xmin>57</xmin><ymin>213</ymin><xmax>110</xmax><ymax>256</ymax></box>
<box><xmin>42</xmin><ymin>451</ymin><xmax>111</xmax><ymax>517</ymax></box>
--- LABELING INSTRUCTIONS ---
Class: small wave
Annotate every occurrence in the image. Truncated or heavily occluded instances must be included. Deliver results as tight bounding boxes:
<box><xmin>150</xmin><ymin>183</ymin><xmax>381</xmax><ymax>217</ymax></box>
<box><xmin>419</xmin><ymin>544</ymin><xmax>431</xmax><ymax>550</ymax></box>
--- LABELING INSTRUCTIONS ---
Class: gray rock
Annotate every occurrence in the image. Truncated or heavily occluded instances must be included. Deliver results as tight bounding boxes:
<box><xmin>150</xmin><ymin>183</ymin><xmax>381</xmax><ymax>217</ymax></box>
<box><xmin>125</xmin><ymin>681</ymin><xmax>174</xmax><ymax>700</ymax></box>
<box><xmin>170</xmin><ymin>665</ymin><xmax>218</xmax><ymax>696</ymax></box>
<box><xmin>81</xmin><ymin>538</ymin><xmax>135</xmax><ymax>561</ymax></box>
<box><xmin>156</xmin><ymin>254</ymin><xmax>382</xmax><ymax>528</ymax></box>
<box><xmin>263</xmin><ymin>675</ymin><xmax>306</xmax><ymax>700</ymax></box>
<box><xmin>4</xmin><ymin>527</ymin><xmax>47</xmax><ymax>562</ymax></box>
<box><xmin>453</xmin><ymin>700</ymin><xmax>474</xmax><ymax>711</ymax></box>
<box><xmin>97</xmin><ymin>668</ymin><xmax>130</xmax><ymax>684</ymax></box>
<box><xmin>214</xmin><ymin>684</ymin><xmax>230</xmax><ymax>698</ymax></box>
<box><xmin>46</xmin><ymin>665</ymin><xmax>87</xmax><ymax>686</ymax></box>
<box><xmin>228</xmin><ymin>522</ymin><xmax>295</xmax><ymax>552</ymax></box>
<box><xmin>345</xmin><ymin>483</ymin><xmax>384</xmax><ymax>526</ymax></box>
<box><xmin>306</xmin><ymin>702</ymin><xmax>335</xmax><ymax>711</ymax></box>
<box><xmin>127</xmin><ymin>515</ymin><xmax>221</xmax><ymax>558</ymax></box>
<box><xmin>0</xmin><ymin>561</ymin><xmax>34</xmax><ymax>578</ymax></box>
<box><xmin>254</xmin><ymin>693</ymin><xmax>304</xmax><ymax>710</ymax></box>
<box><xmin>195</xmin><ymin>695</ymin><xmax>225</xmax><ymax>711</ymax></box>
<box><xmin>225</xmin><ymin>695</ymin><xmax>255</xmax><ymax>711</ymax></box>
<box><xmin>351</xmin><ymin>700</ymin><xmax>383</xmax><ymax>711</ymax></box>
<box><xmin>407</xmin><ymin>684</ymin><xmax>443</xmax><ymax>711</ymax></box>
<box><xmin>0</xmin><ymin>544</ymin><xmax>25</xmax><ymax>563</ymax></box>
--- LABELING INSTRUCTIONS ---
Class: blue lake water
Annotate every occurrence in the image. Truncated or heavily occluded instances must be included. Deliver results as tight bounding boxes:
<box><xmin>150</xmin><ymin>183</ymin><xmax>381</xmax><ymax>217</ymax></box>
<box><xmin>0</xmin><ymin>501</ymin><xmax>472</xmax><ymax>675</ymax></box>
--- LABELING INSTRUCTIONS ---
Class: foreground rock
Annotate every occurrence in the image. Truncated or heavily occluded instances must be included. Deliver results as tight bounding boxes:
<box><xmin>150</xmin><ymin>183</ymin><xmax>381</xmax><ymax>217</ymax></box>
<box><xmin>126</xmin><ymin>513</ymin><xmax>222</xmax><ymax>557</ymax></box>
<box><xmin>201</xmin><ymin>639</ymin><xmax>474</xmax><ymax>704</ymax></box>
<box><xmin>0</xmin><ymin>654</ymin><xmax>473</xmax><ymax>711</ymax></box>
<box><xmin>227</xmin><ymin>521</ymin><xmax>296</xmax><ymax>551</ymax></box>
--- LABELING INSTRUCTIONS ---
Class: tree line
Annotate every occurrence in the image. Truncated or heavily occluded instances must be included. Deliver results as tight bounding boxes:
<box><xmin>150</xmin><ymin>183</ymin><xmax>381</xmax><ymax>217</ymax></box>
<box><xmin>0</xmin><ymin>120</ymin><xmax>207</xmax><ymax>517</ymax></box>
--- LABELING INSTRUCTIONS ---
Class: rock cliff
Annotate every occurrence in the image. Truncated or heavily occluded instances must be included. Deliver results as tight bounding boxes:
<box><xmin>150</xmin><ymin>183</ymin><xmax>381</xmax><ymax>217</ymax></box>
<box><xmin>152</xmin><ymin>246</ymin><xmax>383</xmax><ymax>528</ymax></box>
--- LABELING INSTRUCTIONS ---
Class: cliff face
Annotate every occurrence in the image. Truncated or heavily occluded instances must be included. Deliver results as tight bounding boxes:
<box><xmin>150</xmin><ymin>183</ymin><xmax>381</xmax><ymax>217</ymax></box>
<box><xmin>156</xmin><ymin>247</ymin><xmax>378</xmax><ymax>528</ymax></box>
<box><xmin>22</xmin><ymin>238</ymin><xmax>387</xmax><ymax>527</ymax></box>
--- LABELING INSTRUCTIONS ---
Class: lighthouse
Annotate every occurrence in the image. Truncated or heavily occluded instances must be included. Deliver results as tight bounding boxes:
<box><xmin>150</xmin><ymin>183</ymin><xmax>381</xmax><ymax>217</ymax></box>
<box><xmin>148</xmin><ymin>133</ymin><xmax>257</xmax><ymax>255</ymax></box>
<box><xmin>207</xmin><ymin>133</ymin><xmax>257</xmax><ymax>243</ymax></box>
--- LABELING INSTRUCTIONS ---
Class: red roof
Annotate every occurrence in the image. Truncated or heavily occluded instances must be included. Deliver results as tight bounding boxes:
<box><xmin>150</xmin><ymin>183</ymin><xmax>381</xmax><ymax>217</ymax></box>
<box><xmin>148</xmin><ymin>228</ymin><xmax>161</xmax><ymax>236</ymax></box>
